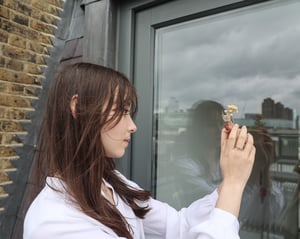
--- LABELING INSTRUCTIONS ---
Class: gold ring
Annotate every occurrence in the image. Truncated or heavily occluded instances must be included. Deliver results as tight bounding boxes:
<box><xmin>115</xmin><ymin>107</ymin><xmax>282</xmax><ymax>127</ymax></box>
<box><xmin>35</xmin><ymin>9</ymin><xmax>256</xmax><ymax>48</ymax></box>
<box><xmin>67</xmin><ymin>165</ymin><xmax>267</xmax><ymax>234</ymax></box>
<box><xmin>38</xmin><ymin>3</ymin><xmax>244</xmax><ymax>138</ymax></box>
<box><xmin>236</xmin><ymin>147</ymin><xmax>243</xmax><ymax>151</ymax></box>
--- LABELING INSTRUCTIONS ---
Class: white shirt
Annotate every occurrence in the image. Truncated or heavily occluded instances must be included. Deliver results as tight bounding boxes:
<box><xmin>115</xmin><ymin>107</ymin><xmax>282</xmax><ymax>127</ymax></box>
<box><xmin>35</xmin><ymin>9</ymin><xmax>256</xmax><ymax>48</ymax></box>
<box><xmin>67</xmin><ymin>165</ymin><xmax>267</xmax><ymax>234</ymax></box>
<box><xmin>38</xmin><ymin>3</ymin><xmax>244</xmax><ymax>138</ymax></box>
<box><xmin>23</xmin><ymin>173</ymin><xmax>240</xmax><ymax>239</ymax></box>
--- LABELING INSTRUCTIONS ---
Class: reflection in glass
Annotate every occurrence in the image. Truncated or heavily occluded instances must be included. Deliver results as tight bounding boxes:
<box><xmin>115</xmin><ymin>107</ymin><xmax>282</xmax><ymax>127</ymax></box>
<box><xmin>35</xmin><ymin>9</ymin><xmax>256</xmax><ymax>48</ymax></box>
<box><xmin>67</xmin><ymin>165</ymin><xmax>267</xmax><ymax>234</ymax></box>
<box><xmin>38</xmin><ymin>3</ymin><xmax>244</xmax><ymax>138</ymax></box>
<box><xmin>154</xmin><ymin>1</ymin><xmax>300</xmax><ymax>238</ymax></box>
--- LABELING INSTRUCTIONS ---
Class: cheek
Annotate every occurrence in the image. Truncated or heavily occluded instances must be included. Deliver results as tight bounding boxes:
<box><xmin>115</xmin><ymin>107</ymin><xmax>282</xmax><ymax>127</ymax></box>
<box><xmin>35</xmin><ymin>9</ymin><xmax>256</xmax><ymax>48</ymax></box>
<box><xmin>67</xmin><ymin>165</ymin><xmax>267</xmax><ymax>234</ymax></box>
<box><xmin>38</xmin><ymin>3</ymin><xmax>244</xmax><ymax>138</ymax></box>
<box><xmin>101</xmin><ymin>130</ymin><xmax>126</xmax><ymax>158</ymax></box>
<box><xmin>101</xmin><ymin>133</ymin><xmax>114</xmax><ymax>157</ymax></box>
<box><xmin>103</xmin><ymin>126</ymin><xmax>121</xmax><ymax>140</ymax></box>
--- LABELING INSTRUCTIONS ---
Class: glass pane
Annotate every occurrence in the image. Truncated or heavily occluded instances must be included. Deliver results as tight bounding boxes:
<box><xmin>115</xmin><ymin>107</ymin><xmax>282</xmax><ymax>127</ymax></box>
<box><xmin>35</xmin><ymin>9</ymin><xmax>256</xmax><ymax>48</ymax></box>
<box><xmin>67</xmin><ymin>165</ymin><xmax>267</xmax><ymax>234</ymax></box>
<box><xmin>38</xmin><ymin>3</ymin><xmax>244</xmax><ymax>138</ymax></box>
<box><xmin>154</xmin><ymin>1</ymin><xmax>300</xmax><ymax>238</ymax></box>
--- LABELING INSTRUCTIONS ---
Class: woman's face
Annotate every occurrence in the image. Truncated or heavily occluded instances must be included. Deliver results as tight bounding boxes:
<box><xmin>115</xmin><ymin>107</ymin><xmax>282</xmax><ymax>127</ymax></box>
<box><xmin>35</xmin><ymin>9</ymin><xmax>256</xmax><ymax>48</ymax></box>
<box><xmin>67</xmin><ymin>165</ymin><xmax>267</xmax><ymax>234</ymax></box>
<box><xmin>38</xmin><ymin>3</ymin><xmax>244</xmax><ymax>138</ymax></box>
<box><xmin>101</xmin><ymin>106</ymin><xmax>137</xmax><ymax>158</ymax></box>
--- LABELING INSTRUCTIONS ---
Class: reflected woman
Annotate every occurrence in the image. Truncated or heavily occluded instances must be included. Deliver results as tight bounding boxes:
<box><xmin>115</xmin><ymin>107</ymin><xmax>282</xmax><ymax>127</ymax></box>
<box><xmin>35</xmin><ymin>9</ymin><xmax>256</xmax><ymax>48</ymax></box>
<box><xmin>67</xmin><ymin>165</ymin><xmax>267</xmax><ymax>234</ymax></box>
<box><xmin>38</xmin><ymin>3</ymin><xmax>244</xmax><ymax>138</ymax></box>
<box><xmin>169</xmin><ymin>100</ymin><xmax>225</xmax><ymax>208</ymax></box>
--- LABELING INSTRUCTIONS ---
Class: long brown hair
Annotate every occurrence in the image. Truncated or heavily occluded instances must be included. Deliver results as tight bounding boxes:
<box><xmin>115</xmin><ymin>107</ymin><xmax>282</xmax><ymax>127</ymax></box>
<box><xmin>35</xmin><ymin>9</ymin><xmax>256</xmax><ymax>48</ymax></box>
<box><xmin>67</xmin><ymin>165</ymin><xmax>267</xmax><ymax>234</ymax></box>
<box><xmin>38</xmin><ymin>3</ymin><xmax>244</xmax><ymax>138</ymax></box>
<box><xmin>34</xmin><ymin>63</ymin><xmax>151</xmax><ymax>238</ymax></box>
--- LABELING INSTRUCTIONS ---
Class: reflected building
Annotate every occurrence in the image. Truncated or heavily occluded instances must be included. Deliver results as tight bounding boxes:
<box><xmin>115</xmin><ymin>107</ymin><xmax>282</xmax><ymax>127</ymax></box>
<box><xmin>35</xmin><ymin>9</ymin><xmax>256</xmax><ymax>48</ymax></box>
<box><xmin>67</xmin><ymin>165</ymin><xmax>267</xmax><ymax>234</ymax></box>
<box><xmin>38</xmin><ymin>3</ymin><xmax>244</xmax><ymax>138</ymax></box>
<box><xmin>262</xmin><ymin>97</ymin><xmax>293</xmax><ymax>120</ymax></box>
<box><xmin>237</xmin><ymin>98</ymin><xmax>299</xmax><ymax>165</ymax></box>
<box><xmin>262</xmin><ymin>97</ymin><xmax>275</xmax><ymax>119</ymax></box>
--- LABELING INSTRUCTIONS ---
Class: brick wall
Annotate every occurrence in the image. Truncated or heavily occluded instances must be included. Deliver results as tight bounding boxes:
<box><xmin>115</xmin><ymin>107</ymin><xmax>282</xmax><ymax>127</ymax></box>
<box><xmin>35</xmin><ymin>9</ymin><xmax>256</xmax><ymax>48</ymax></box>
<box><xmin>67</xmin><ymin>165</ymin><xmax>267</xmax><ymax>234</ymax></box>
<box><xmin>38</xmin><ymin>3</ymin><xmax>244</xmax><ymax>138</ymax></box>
<box><xmin>0</xmin><ymin>0</ymin><xmax>64</xmax><ymax>215</ymax></box>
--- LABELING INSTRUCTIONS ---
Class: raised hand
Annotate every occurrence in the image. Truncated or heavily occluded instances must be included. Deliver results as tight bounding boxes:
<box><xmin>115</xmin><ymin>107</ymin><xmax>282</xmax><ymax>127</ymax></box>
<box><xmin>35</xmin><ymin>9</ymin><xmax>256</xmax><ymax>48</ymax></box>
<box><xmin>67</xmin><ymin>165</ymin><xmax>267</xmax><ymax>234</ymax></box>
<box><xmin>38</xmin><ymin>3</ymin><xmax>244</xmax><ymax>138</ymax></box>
<box><xmin>216</xmin><ymin>124</ymin><xmax>256</xmax><ymax>217</ymax></box>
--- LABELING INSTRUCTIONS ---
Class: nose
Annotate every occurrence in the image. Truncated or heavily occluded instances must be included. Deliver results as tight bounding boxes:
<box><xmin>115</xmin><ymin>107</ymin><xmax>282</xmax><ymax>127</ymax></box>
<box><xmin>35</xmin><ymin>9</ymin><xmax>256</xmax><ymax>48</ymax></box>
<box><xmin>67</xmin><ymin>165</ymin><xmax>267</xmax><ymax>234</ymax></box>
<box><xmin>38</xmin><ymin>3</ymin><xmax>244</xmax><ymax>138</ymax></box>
<box><xmin>128</xmin><ymin>116</ymin><xmax>137</xmax><ymax>133</ymax></box>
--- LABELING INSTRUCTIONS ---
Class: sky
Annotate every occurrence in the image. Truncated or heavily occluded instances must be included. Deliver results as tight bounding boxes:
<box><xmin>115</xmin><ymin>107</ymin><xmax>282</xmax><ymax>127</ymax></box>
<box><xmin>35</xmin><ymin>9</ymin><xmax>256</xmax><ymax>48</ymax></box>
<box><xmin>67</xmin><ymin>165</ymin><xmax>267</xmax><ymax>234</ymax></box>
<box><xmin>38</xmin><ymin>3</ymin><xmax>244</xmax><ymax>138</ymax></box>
<box><xmin>155</xmin><ymin>0</ymin><xmax>300</xmax><ymax>118</ymax></box>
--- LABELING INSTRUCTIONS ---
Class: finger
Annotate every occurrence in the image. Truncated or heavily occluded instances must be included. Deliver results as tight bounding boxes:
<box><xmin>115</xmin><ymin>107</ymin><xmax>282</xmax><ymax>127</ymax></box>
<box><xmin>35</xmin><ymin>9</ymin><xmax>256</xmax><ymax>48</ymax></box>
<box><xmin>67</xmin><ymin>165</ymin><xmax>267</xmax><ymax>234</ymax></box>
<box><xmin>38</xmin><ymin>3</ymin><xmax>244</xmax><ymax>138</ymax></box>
<box><xmin>244</xmin><ymin>133</ymin><xmax>254</xmax><ymax>153</ymax></box>
<box><xmin>221</xmin><ymin>128</ymin><xmax>228</xmax><ymax>157</ymax></box>
<box><xmin>249</xmin><ymin>145</ymin><xmax>256</xmax><ymax>161</ymax></box>
<box><xmin>247</xmin><ymin>133</ymin><xmax>254</xmax><ymax>144</ymax></box>
<box><xmin>224</xmin><ymin>122</ymin><xmax>233</xmax><ymax>132</ymax></box>
<box><xmin>221</xmin><ymin>128</ymin><xmax>228</xmax><ymax>146</ymax></box>
<box><xmin>227</xmin><ymin>124</ymin><xmax>239</xmax><ymax>149</ymax></box>
<box><xmin>235</xmin><ymin>126</ymin><xmax>247</xmax><ymax>150</ymax></box>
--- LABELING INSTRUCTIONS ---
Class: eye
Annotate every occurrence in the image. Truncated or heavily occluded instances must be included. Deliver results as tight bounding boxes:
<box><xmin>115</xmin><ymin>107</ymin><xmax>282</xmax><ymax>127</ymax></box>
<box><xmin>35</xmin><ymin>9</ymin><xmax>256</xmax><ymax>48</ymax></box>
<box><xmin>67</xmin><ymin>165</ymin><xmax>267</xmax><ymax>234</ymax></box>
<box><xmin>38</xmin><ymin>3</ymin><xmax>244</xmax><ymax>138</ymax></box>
<box><xmin>123</xmin><ymin>108</ymin><xmax>131</xmax><ymax>115</ymax></box>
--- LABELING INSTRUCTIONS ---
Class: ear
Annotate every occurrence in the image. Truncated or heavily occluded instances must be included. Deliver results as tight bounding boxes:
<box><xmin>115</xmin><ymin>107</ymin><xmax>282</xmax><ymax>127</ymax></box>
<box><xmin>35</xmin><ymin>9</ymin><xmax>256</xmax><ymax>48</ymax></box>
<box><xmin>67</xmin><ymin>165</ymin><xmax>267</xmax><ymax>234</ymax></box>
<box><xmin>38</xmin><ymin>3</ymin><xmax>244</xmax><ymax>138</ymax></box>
<box><xmin>70</xmin><ymin>94</ymin><xmax>78</xmax><ymax>119</ymax></box>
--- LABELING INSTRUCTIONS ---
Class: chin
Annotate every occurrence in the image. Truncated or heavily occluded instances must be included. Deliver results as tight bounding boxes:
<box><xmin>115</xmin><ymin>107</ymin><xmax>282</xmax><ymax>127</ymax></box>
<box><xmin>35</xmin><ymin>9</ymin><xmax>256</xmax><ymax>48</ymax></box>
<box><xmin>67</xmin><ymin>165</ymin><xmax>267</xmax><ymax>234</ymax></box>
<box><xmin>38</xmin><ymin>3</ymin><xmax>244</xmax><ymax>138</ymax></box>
<box><xmin>108</xmin><ymin>151</ymin><xmax>125</xmax><ymax>159</ymax></box>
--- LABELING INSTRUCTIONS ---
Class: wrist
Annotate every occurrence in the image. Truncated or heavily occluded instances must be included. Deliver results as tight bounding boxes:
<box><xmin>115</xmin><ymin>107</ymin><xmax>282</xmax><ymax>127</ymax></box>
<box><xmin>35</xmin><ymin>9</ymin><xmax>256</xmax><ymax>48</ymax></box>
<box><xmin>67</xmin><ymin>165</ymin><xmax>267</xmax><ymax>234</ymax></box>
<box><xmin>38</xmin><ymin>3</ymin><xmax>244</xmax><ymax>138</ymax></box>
<box><xmin>221</xmin><ymin>179</ymin><xmax>246</xmax><ymax>194</ymax></box>
<box><xmin>216</xmin><ymin>180</ymin><xmax>245</xmax><ymax>217</ymax></box>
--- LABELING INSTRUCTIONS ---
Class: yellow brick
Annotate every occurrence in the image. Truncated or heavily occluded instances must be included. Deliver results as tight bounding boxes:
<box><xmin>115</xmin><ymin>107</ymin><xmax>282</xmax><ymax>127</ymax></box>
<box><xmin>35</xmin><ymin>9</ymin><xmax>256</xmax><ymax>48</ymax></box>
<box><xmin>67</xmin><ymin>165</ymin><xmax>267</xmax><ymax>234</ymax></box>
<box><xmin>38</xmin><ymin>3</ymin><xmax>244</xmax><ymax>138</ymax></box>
<box><xmin>10</xmin><ymin>11</ymin><xmax>29</xmax><ymax>26</ymax></box>
<box><xmin>31</xmin><ymin>8</ymin><xmax>60</xmax><ymax>26</ymax></box>
<box><xmin>35</xmin><ymin>55</ymin><xmax>46</xmax><ymax>65</ymax></box>
<box><xmin>38</xmin><ymin>33</ymin><xmax>53</xmax><ymax>45</ymax></box>
<box><xmin>31</xmin><ymin>0</ymin><xmax>49</xmax><ymax>12</ymax></box>
<box><xmin>0</xmin><ymin>146</ymin><xmax>17</xmax><ymax>157</ymax></box>
<box><xmin>2</xmin><ymin>0</ymin><xmax>32</xmax><ymax>16</ymax></box>
<box><xmin>47</xmin><ymin>4</ymin><xmax>63</xmax><ymax>17</ymax></box>
<box><xmin>1</xmin><ymin>133</ymin><xmax>23</xmax><ymax>145</ymax></box>
<box><xmin>0</xmin><ymin>171</ymin><xmax>12</xmax><ymax>185</ymax></box>
<box><xmin>0</xmin><ymin>158</ymin><xmax>16</xmax><ymax>171</ymax></box>
<box><xmin>0</xmin><ymin>68</ymin><xmax>40</xmax><ymax>85</ymax></box>
<box><xmin>0</xmin><ymin>82</ymin><xmax>26</xmax><ymax>95</ymax></box>
<box><xmin>0</xmin><ymin>56</ymin><xmax>6</xmax><ymax>67</ymax></box>
<box><xmin>0</xmin><ymin>30</ymin><xmax>8</xmax><ymax>43</ymax></box>
<box><xmin>0</xmin><ymin>18</ymin><xmax>39</xmax><ymax>41</ymax></box>
<box><xmin>0</xmin><ymin>120</ymin><xmax>24</xmax><ymax>132</ymax></box>
<box><xmin>24</xmin><ymin>63</ymin><xmax>42</xmax><ymax>75</ymax></box>
<box><xmin>47</xmin><ymin>0</ymin><xmax>64</xmax><ymax>9</ymax></box>
<box><xmin>30</xmin><ymin>19</ymin><xmax>55</xmax><ymax>35</ymax></box>
<box><xmin>2</xmin><ymin>45</ymin><xmax>36</xmax><ymax>63</ymax></box>
<box><xmin>8</xmin><ymin>35</ymin><xmax>26</xmax><ymax>49</ymax></box>
<box><xmin>0</xmin><ymin>5</ymin><xmax>10</xmax><ymax>19</ymax></box>
<box><xmin>7</xmin><ymin>59</ymin><xmax>24</xmax><ymax>71</ymax></box>
<box><xmin>0</xmin><ymin>82</ymin><xmax>8</xmax><ymax>92</ymax></box>
<box><xmin>0</xmin><ymin>94</ymin><xmax>33</xmax><ymax>108</ymax></box>
<box><xmin>26</xmin><ymin>41</ymin><xmax>49</xmax><ymax>55</ymax></box>
<box><xmin>0</xmin><ymin>107</ymin><xmax>27</xmax><ymax>120</ymax></box>
<box><xmin>1</xmin><ymin>83</ymin><xmax>40</xmax><ymax>97</ymax></box>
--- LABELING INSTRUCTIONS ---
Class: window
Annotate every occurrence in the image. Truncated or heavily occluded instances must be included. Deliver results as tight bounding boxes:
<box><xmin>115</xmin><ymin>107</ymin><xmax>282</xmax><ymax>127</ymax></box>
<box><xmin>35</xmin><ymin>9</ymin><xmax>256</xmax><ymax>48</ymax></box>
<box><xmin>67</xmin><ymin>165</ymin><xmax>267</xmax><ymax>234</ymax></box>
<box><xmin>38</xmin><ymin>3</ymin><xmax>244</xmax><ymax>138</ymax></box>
<box><xmin>153</xmin><ymin>1</ymin><xmax>300</xmax><ymax>238</ymax></box>
<box><xmin>119</xmin><ymin>0</ymin><xmax>300</xmax><ymax>238</ymax></box>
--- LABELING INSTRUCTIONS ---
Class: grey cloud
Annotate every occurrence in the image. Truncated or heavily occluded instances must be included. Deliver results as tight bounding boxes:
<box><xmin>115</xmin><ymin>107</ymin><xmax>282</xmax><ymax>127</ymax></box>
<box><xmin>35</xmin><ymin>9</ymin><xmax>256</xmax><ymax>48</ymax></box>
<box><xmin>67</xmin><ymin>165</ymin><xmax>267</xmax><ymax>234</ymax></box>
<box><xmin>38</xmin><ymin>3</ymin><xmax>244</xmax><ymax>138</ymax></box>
<box><xmin>157</xmin><ymin>1</ymin><xmax>300</xmax><ymax>114</ymax></box>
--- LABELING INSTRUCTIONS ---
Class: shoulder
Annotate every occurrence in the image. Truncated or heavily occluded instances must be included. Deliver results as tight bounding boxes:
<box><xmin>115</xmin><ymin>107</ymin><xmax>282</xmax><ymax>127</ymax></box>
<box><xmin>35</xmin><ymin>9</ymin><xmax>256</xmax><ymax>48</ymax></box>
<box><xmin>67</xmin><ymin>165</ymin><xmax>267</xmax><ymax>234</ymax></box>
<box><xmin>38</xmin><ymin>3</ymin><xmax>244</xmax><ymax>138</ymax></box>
<box><xmin>114</xmin><ymin>170</ymin><xmax>141</xmax><ymax>189</ymax></box>
<box><xmin>23</xmin><ymin>177</ymin><xmax>116</xmax><ymax>239</ymax></box>
<box><xmin>24</xmin><ymin>179</ymin><xmax>70</xmax><ymax>222</ymax></box>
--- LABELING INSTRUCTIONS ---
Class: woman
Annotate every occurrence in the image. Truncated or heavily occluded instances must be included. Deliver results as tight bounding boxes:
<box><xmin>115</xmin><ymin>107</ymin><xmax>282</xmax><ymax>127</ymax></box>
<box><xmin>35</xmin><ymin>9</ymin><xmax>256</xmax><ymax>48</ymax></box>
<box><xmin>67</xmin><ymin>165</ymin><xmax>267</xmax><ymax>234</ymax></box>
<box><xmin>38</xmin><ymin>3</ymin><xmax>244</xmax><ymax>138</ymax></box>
<box><xmin>23</xmin><ymin>62</ymin><xmax>256</xmax><ymax>239</ymax></box>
